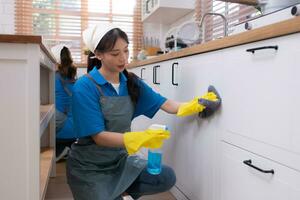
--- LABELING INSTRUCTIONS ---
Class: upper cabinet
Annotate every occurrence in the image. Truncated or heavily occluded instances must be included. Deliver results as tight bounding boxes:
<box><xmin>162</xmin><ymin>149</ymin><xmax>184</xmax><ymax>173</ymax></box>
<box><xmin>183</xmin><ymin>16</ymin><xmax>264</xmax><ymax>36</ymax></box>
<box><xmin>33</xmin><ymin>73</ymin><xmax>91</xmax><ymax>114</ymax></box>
<box><xmin>142</xmin><ymin>0</ymin><xmax>195</xmax><ymax>24</ymax></box>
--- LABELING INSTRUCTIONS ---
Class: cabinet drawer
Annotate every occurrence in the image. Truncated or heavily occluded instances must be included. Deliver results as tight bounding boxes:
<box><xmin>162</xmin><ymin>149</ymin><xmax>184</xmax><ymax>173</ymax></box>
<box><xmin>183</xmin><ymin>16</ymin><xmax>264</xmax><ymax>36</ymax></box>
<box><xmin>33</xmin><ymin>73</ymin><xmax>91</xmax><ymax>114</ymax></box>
<box><xmin>219</xmin><ymin>33</ymin><xmax>300</xmax><ymax>155</ymax></box>
<box><xmin>220</xmin><ymin>141</ymin><xmax>300</xmax><ymax>200</ymax></box>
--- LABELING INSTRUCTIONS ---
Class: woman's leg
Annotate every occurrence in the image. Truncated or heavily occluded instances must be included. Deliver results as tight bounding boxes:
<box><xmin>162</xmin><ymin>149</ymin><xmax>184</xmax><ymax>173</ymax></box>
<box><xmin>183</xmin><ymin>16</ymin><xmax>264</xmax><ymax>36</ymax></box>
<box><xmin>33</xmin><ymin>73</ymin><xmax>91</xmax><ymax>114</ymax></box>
<box><xmin>125</xmin><ymin>165</ymin><xmax>176</xmax><ymax>199</ymax></box>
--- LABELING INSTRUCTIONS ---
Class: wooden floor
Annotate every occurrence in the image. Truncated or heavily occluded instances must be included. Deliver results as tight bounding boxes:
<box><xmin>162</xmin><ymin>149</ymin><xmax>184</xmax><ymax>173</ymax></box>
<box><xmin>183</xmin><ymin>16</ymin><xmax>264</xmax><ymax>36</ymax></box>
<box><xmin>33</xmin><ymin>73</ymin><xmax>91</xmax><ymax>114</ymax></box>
<box><xmin>45</xmin><ymin>161</ymin><xmax>176</xmax><ymax>200</ymax></box>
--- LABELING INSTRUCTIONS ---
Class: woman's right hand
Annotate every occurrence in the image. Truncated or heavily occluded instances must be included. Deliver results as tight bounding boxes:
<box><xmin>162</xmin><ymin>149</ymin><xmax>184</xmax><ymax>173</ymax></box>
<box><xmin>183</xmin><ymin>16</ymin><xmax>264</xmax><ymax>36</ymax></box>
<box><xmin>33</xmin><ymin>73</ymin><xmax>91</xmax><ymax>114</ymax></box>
<box><xmin>123</xmin><ymin>129</ymin><xmax>170</xmax><ymax>155</ymax></box>
<box><xmin>198</xmin><ymin>85</ymin><xmax>222</xmax><ymax>118</ymax></box>
<box><xmin>176</xmin><ymin>85</ymin><xmax>221</xmax><ymax>117</ymax></box>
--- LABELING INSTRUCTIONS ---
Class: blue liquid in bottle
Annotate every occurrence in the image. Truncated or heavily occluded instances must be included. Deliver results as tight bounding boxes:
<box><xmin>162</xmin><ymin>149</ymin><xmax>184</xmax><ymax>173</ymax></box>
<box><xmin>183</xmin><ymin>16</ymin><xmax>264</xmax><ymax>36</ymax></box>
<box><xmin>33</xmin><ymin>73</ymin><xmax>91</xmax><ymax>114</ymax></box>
<box><xmin>147</xmin><ymin>150</ymin><xmax>162</xmax><ymax>175</ymax></box>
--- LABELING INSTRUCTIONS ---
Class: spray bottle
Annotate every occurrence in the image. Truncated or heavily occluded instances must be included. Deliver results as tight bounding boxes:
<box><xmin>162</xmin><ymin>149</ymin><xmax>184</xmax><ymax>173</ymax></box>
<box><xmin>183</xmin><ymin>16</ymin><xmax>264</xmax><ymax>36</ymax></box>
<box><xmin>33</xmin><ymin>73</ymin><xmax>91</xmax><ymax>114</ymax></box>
<box><xmin>147</xmin><ymin>124</ymin><xmax>168</xmax><ymax>175</ymax></box>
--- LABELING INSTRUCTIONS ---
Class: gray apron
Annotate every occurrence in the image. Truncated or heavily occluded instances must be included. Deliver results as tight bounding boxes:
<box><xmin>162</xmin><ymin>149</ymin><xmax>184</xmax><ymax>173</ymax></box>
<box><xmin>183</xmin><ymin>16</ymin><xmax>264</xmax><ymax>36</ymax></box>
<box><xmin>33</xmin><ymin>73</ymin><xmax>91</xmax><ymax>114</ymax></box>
<box><xmin>67</xmin><ymin>74</ymin><xmax>146</xmax><ymax>200</ymax></box>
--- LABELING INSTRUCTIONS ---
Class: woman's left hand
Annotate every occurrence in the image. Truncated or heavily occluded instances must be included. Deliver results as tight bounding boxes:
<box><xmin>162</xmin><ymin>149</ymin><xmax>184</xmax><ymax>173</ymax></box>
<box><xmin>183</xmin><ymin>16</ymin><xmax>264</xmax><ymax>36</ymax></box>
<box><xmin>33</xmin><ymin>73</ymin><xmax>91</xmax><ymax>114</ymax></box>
<box><xmin>198</xmin><ymin>85</ymin><xmax>221</xmax><ymax>118</ymax></box>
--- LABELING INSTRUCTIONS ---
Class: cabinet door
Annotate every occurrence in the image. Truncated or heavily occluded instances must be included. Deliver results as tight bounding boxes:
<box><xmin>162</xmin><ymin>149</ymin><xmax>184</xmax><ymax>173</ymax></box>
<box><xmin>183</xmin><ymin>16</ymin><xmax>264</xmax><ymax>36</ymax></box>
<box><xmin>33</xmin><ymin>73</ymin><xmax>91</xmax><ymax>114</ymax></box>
<box><xmin>159</xmin><ymin>59</ymin><xmax>182</xmax><ymax>162</ymax></box>
<box><xmin>129</xmin><ymin>65</ymin><xmax>152</xmax><ymax>156</ymax></box>
<box><xmin>217</xmin><ymin>34</ymin><xmax>300</xmax><ymax>169</ymax></box>
<box><xmin>129</xmin><ymin>66</ymin><xmax>149</xmax><ymax>83</ymax></box>
<box><xmin>220</xmin><ymin>141</ymin><xmax>300</xmax><ymax>200</ymax></box>
<box><xmin>130</xmin><ymin>63</ymin><xmax>167</xmax><ymax>132</ymax></box>
<box><xmin>162</xmin><ymin>53</ymin><xmax>224</xmax><ymax>200</ymax></box>
<box><xmin>146</xmin><ymin>61</ymin><xmax>173</xmax><ymax>131</ymax></box>
<box><xmin>157</xmin><ymin>60</ymin><xmax>180</xmax><ymax>167</ymax></box>
<box><xmin>130</xmin><ymin>65</ymin><xmax>153</xmax><ymax>132</ymax></box>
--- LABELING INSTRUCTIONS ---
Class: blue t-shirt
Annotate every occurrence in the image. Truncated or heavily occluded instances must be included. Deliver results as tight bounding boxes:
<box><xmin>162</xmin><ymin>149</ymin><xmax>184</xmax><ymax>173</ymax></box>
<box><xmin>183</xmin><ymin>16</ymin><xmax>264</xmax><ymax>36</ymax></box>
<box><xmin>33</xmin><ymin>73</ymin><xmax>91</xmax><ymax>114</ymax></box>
<box><xmin>55</xmin><ymin>72</ymin><xmax>76</xmax><ymax>138</ymax></box>
<box><xmin>72</xmin><ymin>67</ymin><xmax>167</xmax><ymax>138</ymax></box>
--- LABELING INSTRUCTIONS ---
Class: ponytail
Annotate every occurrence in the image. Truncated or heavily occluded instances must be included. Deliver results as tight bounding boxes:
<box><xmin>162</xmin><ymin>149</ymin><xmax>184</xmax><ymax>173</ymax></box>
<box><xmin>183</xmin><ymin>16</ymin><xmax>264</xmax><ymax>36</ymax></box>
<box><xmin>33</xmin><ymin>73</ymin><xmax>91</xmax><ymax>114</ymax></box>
<box><xmin>87</xmin><ymin>51</ymin><xmax>102</xmax><ymax>73</ymax></box>
<box><xmin>58</xmin><ymin>47</ymin><xmax>77</xmax><ymax>80</ymax></box>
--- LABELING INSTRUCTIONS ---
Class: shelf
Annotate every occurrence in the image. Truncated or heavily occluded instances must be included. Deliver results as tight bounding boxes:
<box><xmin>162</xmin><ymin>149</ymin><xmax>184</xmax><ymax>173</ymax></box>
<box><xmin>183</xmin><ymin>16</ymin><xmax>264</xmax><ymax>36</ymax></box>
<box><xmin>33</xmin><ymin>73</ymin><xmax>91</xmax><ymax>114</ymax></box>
<box><xmin>40</xmin><ymin>147</ymin><xmax>54</xmax><ymax>200</ymax></box>
<box><xmin>143</xmin><ymin>6</ymin><xmax>193</xmax><ymax>24</ymax></box>
<box><xmin>40</xmin><ymin>61</ymin><xmax>55</xmax><ymax>71</ymax></box>
<box><xmin>0</xmin><ymin>34</ymin><xmax>56</xmax><ymax>200</ymax></box>
<box><xmin>40</xmin><ymin>104</ymin><xmax>55</xmax><ymax>137</ymax></box>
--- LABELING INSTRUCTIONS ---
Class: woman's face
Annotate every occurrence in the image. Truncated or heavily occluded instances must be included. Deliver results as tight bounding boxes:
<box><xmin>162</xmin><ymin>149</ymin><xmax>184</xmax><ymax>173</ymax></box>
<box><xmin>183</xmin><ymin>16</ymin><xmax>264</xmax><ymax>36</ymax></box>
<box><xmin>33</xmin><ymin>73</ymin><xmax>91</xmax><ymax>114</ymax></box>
<box><xmin>96</xmin><ymin>38</ymin><xmax>129</xmax><ymax>73</ymax></box>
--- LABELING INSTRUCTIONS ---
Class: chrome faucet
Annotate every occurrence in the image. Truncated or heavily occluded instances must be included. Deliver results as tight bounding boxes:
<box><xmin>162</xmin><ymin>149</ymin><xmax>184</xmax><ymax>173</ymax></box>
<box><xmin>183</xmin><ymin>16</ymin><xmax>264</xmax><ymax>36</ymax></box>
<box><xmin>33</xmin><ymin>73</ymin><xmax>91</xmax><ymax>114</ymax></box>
<box><xmin>199</xmin><ymin>12</ymin><xmax>228</xmax><ymax>37</ymax></box>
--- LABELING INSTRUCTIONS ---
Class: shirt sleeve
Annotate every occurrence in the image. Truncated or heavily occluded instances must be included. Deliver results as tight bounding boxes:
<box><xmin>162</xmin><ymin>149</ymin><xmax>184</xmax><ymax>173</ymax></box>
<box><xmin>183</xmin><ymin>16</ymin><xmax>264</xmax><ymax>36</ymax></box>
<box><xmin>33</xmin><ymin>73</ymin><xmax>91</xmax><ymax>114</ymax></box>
<box><xmin>133</xmin><ymin>79</ymin><xmax>167</xmax><ymax>119</ymax></box>
<box><xmin>72</xmin><ymin>81</ymin><xmax>105</xmax><ymax>138</ymax></box>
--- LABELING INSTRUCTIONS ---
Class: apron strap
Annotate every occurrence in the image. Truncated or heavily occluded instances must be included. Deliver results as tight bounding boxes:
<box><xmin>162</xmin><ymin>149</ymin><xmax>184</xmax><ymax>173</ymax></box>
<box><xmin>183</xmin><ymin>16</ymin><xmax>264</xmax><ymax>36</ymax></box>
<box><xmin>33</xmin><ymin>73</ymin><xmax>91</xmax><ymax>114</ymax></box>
<box><xmin>85</xmin><ymin>74</ymin><xmax>105</xmax><ymax>96</ymax></box>
<box><xmin>57</xmin><ymin>72</ymin><xmax>74</xmax><ymax>97</ymax></box>
<box><xmin>57</xmin><ymin>72</ymin><xmax>75</xmax><ymax>114</ymax></box>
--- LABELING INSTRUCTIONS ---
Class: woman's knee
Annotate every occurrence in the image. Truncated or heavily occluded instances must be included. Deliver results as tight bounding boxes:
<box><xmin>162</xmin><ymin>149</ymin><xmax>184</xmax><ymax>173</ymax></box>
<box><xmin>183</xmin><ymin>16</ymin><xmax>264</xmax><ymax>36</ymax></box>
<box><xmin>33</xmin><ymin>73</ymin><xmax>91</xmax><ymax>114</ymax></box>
<box><xmin>160</xmin><ymin>165</ymin><xmax>176</xmax><ymax>191</ymax></box>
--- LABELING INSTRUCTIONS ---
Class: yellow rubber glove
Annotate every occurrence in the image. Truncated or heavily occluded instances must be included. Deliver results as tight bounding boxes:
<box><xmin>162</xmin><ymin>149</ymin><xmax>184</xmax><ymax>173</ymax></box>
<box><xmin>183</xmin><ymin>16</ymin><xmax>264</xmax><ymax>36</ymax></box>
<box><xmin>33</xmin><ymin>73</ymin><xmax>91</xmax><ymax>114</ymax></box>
<box><xmin>124</xmin><ymin>129</ymin><xmax>170</xmax><ymax>155</ymax></box>
<box><xmin>177</xmin><ymin>92</ymin><xmax>218</xmax><ymax>117</ymax></box>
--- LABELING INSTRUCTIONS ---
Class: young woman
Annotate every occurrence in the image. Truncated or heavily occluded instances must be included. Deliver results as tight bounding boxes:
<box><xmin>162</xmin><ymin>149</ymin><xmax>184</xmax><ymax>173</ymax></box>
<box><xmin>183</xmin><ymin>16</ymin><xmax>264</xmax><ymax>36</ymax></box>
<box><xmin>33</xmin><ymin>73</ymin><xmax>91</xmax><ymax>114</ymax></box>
<box><xmin>67</xmin><ymin>24</ymin><xmax>221</xmax><ymax>200</ymax></box>
<box><xmin>51</xmin><ymin>44</ymin><xmax>77</xmax><ymax>162</ymax></box>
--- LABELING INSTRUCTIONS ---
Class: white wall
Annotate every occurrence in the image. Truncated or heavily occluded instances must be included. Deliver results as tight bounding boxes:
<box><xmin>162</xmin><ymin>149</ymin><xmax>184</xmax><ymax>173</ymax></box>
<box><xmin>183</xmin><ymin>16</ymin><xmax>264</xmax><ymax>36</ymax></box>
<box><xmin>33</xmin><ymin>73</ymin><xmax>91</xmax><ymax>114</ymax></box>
<box><xmin>0</xmin><ymin>0</ymin><xmax>15</xmax><ymax>34</ymax></box>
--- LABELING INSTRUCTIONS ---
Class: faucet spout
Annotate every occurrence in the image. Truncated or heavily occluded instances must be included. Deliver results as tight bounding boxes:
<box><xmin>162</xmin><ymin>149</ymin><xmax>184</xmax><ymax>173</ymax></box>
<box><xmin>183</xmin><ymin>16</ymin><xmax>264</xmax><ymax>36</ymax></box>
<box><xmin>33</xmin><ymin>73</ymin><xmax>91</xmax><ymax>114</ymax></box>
<box><xmin>199</xmin><ymin>12</ymin><xmax>228</xmax><ymax>37</ymax></box>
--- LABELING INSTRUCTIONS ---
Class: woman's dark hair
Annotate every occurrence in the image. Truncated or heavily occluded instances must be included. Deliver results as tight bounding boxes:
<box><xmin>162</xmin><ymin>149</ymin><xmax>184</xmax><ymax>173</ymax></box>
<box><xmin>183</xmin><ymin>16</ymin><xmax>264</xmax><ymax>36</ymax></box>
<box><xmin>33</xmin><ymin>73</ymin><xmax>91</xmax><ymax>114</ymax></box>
<box><xmin>87</xmin><ymin>51</ymin><xmax>101</xmax><ymax>73</ymax></box>
<box><xmin>94</xmin><ymin>28</ymin><xmax>140</xmax><ymax>104</ymax></box>
<box><xmin>58</xmin><ymin>46</ymin><xmax>77</xmax><ymax>80</ymax></box>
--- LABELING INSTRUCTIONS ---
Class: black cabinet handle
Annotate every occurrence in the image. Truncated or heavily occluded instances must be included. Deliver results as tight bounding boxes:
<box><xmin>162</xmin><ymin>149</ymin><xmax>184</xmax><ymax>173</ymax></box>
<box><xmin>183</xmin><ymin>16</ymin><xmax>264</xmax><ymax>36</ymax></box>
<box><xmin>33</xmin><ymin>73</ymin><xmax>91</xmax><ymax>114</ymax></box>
<box><xmin>152</xmin><ymin>66</ymin><xmax>155</xmax><ymax>84</ymax></box>
<box><xmin>153</xmin><ymin>65</ymin><xmax>160</xmax><ymax>85</ymax></box>
<box><xmin>145</xmin><ymin>0</ymin><xmax>150</xmax><ymax>13</ymax></box>
<box><xmin>140</xmin><ymin>68</ymin><xmax>145</xmax><ymax>80</ymax></box>
<box><xmin>243</xmin><ymin>159</ymin><xmax>274</xmax><ymax>174</ymax></box>
<box><xmin>171</xmin><ymin>62</ymin><xmax>178</xmax><ymax>86</ymax></box>
<box><xmin>246</xmin><ymin>45</ymin><xmax>278</xmax><ymax>54</ymax></box>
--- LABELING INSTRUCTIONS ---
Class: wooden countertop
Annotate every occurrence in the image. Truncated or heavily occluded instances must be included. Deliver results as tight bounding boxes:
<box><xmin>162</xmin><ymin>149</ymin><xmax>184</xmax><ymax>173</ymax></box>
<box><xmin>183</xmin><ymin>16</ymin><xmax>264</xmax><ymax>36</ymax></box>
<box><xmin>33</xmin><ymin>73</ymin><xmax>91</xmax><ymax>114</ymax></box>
<box><xmin>128</xmin><ymin>16</ymin><xmax>300</xmax><ymax>69</ymax></box>
<box><xmin>0</xmin><ymin>34</ymin><xmax>57</xmax><ymax>64</ymax></box>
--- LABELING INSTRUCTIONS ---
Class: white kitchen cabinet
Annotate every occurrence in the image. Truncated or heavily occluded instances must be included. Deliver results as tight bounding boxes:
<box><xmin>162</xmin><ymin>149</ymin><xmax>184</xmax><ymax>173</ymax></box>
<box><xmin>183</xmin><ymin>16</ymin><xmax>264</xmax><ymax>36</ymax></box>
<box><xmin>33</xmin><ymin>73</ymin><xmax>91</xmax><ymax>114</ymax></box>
<box><xmin>217</xmin><ymin>33</ymin><xmax>300</xmax><ymax>171</ymax></box>
<box><xmin>142</xmin><ymin>0</ymin><xmax>194</xmax><ymax>24</ymax></box>
<box><xmin>162</xmin><ymin>54</ymin><xmax>224</xmax><ymax>200</ymax></box>
<box><xmin>130</xmin><ymin>53</ymin><xmax>227</xmax><ymax>200</ymax></box>
<box><xmin>220</xmin><ymin>141</ymin><xmax>300</xmax><ymax>200</ymax></box>
<box><xmin>129</xmin><ymin>32</ymin><xmax>300</xmax><ymax>200</ymax></box>
<box><xmin>156</xmin><ymin>60</ymin><xmax>179</xmax><ymax>129</ymax></box>
<box><xmin>0</xmin><ymin>35</ymin><xmax>56</xmax><ymax>200</ymax></box>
